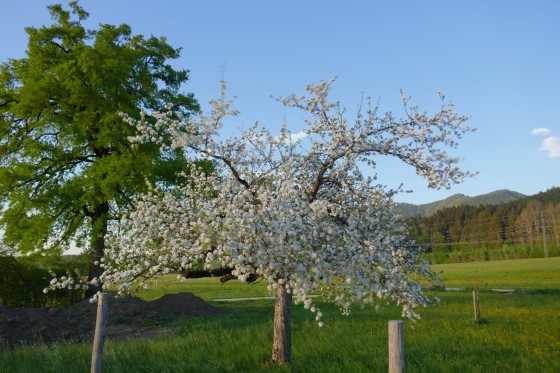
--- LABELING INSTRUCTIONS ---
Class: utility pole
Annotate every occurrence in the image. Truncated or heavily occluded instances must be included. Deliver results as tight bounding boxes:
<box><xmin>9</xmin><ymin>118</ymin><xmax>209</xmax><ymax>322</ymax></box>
<box><xmin>541</xmin><ymin>211</ymin><xmax>548</xmax><ymax>258</ymax></box>
<box><xmin>551</xmin><ymin>212</ymin><xmax>560</xmax><ymax>249</ymax></box>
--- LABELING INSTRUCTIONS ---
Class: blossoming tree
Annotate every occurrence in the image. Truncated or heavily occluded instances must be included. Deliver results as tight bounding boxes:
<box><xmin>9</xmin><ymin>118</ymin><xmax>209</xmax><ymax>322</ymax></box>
<box><xmin>50</xmin><ymin>79</ymin><xmax>474</xmax><ymax>364</ymax></box>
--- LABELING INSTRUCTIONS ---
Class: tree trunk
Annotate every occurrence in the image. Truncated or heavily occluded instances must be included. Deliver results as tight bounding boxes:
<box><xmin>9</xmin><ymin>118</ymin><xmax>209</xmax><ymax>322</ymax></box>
<box><xmin>86</xmin><ymin>202</ymin><xmax>109</xmax><ymax>298</ymax></box>
<box><xmin>271</xmin><ymin>283</ymin><xmax>292</xmax><ymax>365</ymax></box>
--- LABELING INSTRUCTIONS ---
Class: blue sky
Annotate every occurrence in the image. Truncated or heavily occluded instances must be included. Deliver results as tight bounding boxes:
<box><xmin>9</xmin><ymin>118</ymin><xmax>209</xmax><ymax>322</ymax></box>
<box><xmin>1</xmin><ymin>0</ymin><xmax>558</xmax><ymax>204</ymax></box>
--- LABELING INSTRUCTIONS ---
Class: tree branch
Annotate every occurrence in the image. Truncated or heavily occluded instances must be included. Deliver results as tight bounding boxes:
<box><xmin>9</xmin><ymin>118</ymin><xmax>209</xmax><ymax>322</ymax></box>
<box><xmin>180</xmin><ymin>267</ymin><xmax>260</xmax><ymax>283</ymax></box>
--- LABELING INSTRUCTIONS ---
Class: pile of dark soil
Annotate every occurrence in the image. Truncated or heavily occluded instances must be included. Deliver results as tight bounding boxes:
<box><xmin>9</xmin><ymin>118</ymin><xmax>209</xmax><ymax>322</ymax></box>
<box><xmin>0</xmin><ymin>292</ymin><xmax>226</xmax><ymax>348</ymax></box>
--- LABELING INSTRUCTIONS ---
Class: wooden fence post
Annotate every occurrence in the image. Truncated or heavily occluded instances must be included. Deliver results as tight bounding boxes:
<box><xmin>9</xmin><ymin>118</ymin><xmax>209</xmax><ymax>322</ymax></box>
<box><xmin>388</xmin><ymin>320</ymin><xmax>404</xmax><ymax>373</ymax></box>
<box><xmin>473</xmin><ymin>289</ymin><xmax>480</xmax><ymax>321</ymax></box>
<box><xmin>91</xmin><ymin>292</ymin><xmax>109</xmax><ymax>373</ymax></box>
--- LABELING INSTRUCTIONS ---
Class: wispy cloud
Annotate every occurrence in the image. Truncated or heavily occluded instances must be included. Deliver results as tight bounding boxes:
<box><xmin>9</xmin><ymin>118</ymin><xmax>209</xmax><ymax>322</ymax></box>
<box><xmin>531</xmin><ymin>127</ymin><xmax>552</xmax><ymax>135</ymax></box>
<box><xmin>531</xmin><ymin>127</ymin><xmax>559</xmax><ymax>158</ymax></box>
<box><xmin>287</xmin><ymin>131</ymin><xmax>308</xmax><ymax>142</ymax></box>
<box><xmin>275</xmin><ymin>130</ymin><xmax>308</xmax><ymax>143</ymax></box>
<box><xmin>541</xmin><ymin>136</ymin><xmax>560</xmax><ymax>158</ymax></box>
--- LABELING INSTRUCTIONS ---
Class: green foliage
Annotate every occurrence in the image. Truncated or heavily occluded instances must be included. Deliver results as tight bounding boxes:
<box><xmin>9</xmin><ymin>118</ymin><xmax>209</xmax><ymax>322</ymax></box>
<box><xmin>0</xmin><ymin>254</ymin><xmax>87</xmax><ymax>307</ymax></box>
<box><xmin>0</xmin><ymin>2</ymin><xmax>200</xmax><ymax>263</ymax></box>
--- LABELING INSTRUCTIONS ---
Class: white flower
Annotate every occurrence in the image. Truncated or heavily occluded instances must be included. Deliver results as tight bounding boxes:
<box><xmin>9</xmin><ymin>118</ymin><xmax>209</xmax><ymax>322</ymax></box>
<box><xmin>86</xmin><ymin>78</ymin><xmax>472</xmax><ymax>325</ymax></box>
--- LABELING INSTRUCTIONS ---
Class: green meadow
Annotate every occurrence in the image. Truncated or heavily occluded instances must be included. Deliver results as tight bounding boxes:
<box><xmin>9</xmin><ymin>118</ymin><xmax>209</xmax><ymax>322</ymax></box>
<box><xmin>432</xmin><ymin>257</ymin><xmax>560</xmax><ymax>291</ymax></box>
<box><xmin>1</xmin><ymin>257</ymin><xmax>559</xmax><ymax>372</ymax></box>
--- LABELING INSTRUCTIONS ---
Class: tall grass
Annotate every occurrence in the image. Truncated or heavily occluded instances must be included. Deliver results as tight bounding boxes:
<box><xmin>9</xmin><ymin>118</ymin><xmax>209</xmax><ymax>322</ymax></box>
<box><xmin>1</xmin><ymin>258</ymin><xmax>559</xmax><ymax>372</ymax></box>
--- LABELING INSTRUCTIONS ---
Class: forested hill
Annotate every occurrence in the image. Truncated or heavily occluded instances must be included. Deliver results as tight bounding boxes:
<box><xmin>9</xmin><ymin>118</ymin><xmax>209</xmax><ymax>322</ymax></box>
<box><xmin>404</xmin><ymin>187</ymin><xmax>560</xmax><ymax>263</ymax></box>
<box><xmin>396</xmin><ymin>189</ymin><xmax>527</xmax><ymax>218</ymax></box>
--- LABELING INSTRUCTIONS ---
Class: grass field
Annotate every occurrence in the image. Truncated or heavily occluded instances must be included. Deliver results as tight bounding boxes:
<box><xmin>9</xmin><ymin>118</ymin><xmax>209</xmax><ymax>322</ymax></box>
<box><xmin>432</xmin><ymin>257</ymin><xmax>560</xmax><ymax>291</ymax></box>
<box><xmin>1</xmin><ymin>257</ymin><xmax>559</xmax><ymax>372</ymax></box>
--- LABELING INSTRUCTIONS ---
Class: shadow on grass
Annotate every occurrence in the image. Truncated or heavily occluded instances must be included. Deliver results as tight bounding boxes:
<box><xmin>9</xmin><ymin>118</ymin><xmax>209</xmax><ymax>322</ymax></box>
<box><xmin>523</xmin><ymin>288</ymin><xmax>560</xmax><ymax>295</ymax></box>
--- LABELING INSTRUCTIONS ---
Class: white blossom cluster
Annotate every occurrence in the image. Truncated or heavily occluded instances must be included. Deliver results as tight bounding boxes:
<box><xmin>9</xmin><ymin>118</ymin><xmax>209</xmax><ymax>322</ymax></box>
<box><xmin>47</xmin><ymin>79</ymin><xmax>473</xmax><ymax>320</ymax></box>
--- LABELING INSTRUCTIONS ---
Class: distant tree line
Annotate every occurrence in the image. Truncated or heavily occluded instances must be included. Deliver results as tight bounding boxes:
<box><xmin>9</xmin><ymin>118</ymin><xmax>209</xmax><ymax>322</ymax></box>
<box><xmin>406</xmin><ymin>188</ymin><xmax>560</xmax><ymax>263</ymax></box>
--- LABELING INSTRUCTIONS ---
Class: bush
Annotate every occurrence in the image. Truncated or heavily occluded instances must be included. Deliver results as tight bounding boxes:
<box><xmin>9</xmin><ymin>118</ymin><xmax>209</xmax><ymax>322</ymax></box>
<box><xmin>0</xmin><ymin>255</ymin><xmax>86</xmax><ymax>308</ymax></box>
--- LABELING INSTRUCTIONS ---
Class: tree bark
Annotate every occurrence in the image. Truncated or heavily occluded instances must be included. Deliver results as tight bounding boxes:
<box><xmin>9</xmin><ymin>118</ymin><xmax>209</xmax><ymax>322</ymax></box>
<box><xmin>271</xmin><ymin>283</ymin><xmax>292</xmax><ymax>365</ymax></box>
<box><xmin>86</xmin><ymin>202</ymin><xmax>109</xmax><ymax>298</ymax></box>
<box><xmin>181</xmin><ymin>268</ymin><xmax>260</xmax><ymax>283</ymax></box>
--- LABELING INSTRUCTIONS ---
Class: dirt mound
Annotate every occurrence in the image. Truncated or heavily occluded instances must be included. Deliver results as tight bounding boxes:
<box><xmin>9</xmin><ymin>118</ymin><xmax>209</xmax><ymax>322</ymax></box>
<box><xmin>0</xmin><ymin>292</ymin><xmax>226</xmax><ymax>348</ymax></box>
<box><xmin>152</xmin><ymin>292</ymin><xmax>223</xmax><ymax>317</ymax></box>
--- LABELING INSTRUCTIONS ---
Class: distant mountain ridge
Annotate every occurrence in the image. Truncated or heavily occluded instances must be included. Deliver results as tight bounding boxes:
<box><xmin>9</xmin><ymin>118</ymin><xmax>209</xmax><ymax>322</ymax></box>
<box><xmin>396</xmin><ymin>189</ymin><xmax>527</xmax><ymax>218</ymax></box>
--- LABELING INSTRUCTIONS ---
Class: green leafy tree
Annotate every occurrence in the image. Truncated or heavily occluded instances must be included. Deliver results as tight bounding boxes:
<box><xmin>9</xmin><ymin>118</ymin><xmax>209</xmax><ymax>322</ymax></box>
<box><xmin>0</xmin><ymin>2</ymin><xmax>199</xmax><ymax>295</ymax></box>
